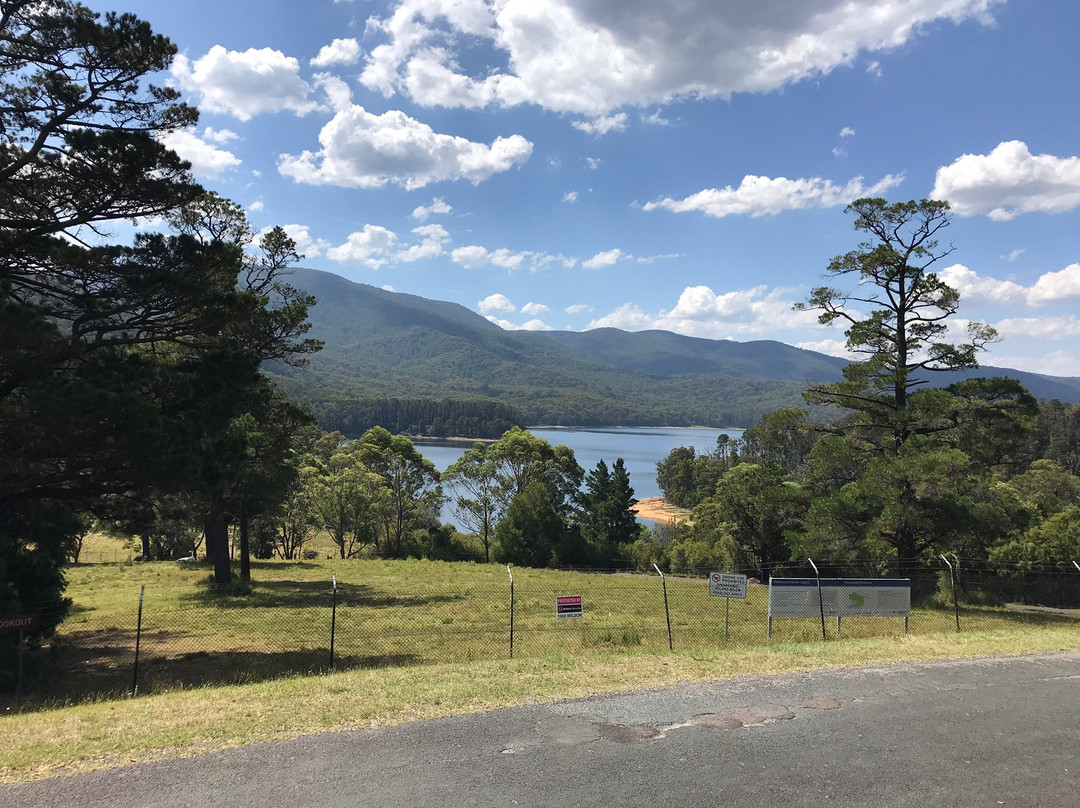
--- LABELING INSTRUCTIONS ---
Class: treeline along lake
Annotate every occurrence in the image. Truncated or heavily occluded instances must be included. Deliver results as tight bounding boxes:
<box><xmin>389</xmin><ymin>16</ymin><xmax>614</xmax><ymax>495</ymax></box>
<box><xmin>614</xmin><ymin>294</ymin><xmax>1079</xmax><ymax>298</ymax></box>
<box><xmin>415</xmin><ymin>426</ymin><xmax>744</xmax><ymax>526</ymax></box>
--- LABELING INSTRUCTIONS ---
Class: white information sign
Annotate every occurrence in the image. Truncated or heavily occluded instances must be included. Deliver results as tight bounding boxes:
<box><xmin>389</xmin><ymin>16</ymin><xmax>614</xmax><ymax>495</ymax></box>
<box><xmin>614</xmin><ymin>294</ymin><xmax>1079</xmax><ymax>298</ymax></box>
<box><xmin>709</xmin><ymin>572</ymin><xmax>748</xmax><ymax>599</ymax></box>
<box><xmin>768</xmin><ymin>578</ymin><xmax>910</xmax><ymax>618</ymax></box>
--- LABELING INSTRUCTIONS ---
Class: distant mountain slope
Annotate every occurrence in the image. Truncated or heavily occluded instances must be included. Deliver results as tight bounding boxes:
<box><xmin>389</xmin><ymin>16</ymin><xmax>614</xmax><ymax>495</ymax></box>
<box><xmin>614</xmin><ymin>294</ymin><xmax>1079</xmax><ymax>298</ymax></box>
<box><xmin>272</xmin><ymin>268</ymin><xmax>1080</xmax><ymax>428</ymax></box>
<box><xmin>541</xmin><ymin>328</ymin><xmax>849</xmax><ymax>381</ymax></box>
<box><xmin>541</xmin><ymin>327</ymin><xmax>1080</xmax><ymax>401</ymax></box>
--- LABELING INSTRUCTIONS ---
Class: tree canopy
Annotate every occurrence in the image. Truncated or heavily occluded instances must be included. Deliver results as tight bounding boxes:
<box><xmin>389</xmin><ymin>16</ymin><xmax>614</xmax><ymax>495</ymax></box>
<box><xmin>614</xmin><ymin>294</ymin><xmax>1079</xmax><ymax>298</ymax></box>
<box><xmin>0</xmin><ymin>0</ymin><xmax>319</xmax><ymax>629</ymax></box>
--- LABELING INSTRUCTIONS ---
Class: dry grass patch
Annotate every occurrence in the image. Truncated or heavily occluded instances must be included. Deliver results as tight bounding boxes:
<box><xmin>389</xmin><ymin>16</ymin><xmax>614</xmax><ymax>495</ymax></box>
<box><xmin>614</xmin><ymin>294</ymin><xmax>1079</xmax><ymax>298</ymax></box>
<box><xmin>2</xmin><ymin>625</ymin><xmax>1078</xmax><ymax>783</ymax></box>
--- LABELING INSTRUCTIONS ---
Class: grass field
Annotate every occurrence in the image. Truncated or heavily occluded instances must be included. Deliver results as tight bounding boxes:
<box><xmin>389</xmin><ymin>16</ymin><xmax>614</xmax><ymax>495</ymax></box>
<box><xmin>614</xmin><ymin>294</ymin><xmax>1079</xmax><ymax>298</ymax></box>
<box><xmin>1</xmin><ymin>554</ymin><xmax>1078</xmax><ymax>782</ymax></box>
<box><xmin>9</xmin><ymin>554</ymin><xmax>1078</xmax><ymax>711</ymax></box>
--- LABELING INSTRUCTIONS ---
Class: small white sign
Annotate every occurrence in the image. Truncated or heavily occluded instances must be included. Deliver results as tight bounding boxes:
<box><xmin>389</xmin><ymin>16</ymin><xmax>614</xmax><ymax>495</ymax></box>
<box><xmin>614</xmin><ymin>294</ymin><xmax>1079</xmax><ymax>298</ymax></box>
<box><xmin>709</xmin><ymin>572</ymin><xmax>747</xmax><ymax>599</ymax></box>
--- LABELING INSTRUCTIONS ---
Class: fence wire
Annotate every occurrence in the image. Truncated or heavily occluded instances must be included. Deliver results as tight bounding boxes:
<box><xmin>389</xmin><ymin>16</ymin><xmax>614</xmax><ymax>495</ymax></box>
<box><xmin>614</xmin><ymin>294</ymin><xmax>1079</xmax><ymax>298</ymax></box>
<box><xmin>3</xmin><ymin>558</ymin><xmax>1079</xmax><ymax>705</ymax></box>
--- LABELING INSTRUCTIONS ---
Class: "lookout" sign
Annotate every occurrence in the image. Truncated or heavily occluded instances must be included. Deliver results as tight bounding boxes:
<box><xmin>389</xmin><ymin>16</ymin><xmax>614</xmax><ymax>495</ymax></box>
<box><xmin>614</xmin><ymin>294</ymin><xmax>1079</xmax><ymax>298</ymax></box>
<box><xmin>0</xmin><ymin>614</ymin><xmax>40</xmax><ymax>634</ymax></box>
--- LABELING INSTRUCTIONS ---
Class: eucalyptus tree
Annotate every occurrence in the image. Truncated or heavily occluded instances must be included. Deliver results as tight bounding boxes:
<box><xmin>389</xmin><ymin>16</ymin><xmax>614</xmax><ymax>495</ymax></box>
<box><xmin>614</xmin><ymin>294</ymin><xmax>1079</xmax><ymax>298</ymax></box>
<box><xmin>357</xmin><ymin>427</ymin><xmax>442</xmax><ymax>558</ymax></box>
<box><xmin>444</xmin><ymin>442</ymin><xmax>501</xmax><ymax>562</ymax></box>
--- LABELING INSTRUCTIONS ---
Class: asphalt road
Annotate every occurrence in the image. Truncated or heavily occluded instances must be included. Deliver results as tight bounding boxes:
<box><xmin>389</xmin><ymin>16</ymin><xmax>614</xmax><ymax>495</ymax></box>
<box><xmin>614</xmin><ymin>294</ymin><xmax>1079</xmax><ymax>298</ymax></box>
<box><xmin>6</xmin><ymin>651</ymin><xmax>1080</xmax><ymax>807</ymax></box>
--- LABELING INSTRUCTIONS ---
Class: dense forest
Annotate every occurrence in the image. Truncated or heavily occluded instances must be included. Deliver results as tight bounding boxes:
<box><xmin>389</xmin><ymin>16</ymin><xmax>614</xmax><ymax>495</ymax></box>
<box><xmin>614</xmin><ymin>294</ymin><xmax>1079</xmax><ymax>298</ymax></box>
<box><xmin>307</xmin><ymin>396</ymin><xmax>525</xmax><ymax>439</ymax></box>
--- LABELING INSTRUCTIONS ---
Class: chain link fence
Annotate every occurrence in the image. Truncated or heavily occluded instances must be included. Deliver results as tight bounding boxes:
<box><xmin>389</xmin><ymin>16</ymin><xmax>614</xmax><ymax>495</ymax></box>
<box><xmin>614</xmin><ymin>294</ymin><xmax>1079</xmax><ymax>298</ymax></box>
<box><xmin>3</xmin><ymin>558</ymin><xmax>1079</xmax><ymax>706</ymax></box>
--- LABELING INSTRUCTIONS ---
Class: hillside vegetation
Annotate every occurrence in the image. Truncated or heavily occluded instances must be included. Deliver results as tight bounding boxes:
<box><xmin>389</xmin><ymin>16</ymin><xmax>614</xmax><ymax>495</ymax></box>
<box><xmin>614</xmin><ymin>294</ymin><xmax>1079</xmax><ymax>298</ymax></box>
<box><xmin>271</xmin><ymin>268</ymin><xmax>1080</xmax><ymax>430</ymax></box>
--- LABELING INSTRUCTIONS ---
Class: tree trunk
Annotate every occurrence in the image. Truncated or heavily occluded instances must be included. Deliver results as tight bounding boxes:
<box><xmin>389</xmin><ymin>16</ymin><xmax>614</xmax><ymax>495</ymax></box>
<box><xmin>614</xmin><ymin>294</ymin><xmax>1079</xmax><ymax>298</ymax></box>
<box><xmin>238</xmin><ymin>499</ymin><xmax>250</xmax><ymax>583</ymax></box>
<box><xmin>205</xmin><ymin>497</ymin><xmax>231</xmax><ymax>585</ymax></box>
<box><xmin>140</xmin><ymin>533</ymin><xmax>150</xmax><ymax>561</ymax></box>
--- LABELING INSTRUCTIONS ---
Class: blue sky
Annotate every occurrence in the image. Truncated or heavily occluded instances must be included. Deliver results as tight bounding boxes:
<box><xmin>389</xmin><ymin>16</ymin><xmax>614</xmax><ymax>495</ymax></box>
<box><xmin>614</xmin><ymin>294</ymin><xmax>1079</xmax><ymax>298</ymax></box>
<box><xmin>87</xmin><ymin>0</ymin><xmax>1080</xmax><ymax>376</ymax></box>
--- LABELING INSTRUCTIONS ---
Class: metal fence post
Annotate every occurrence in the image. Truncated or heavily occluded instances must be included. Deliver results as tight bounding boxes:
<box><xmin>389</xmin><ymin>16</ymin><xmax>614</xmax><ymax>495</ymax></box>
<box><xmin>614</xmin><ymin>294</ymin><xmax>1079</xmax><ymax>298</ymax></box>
<box><xmin>16</xmin><ymin>628</ymin><xmax>24</xmax><ymax>698</ymax></box>
<box><xmin>330</xmin><ymin>573</ymin><xmax>337</xmax><ymax>670</ymax></box>
<box><xmin>132</xmin><ymin>585</ymin><xmax>145</xmax><ymax>697</ymax></box>
<box><xmin>507</xmin><ymin>565</ymin><xmax>514</xmax><ymax>659</ymax></box>
<box><xmin>653</xmin><ymin>564</ymin><xmax>673</xmax><ymax>651</ymax></box>
<box><xmin>807</xmin><ymin>558</ymin><xmax>826</xmax><ymax>641</ymax></box>
<box><xmin>941</xmin><ymin>555</ymin><xmax>960</xmax><ymax>631</ymax></box>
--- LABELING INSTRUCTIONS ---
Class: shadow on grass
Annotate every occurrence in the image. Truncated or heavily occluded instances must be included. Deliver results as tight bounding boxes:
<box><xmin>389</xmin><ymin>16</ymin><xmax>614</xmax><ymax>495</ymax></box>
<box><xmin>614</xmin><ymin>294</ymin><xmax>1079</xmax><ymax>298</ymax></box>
<box><xmin>0</xmin><ymin>629</ymin><xmax>426</xmax><ymax>713</ymax></box>
<box><xmin>182</xmin><ymin>579</ymin><xmax>466</xmax><ymax>610</ymax></box>
<box><xmin>4</xmin><ymin>599</ymin><xmax>1074</xmax><ymax>713</ymax></box>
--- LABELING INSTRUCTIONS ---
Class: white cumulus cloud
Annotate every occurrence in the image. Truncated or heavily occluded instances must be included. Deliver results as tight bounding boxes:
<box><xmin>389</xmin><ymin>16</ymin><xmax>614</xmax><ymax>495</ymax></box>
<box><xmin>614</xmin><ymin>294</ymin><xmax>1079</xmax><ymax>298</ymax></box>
<box><xmin>1028</xmin><ymin>263</ymin><xmax>1080</xmax><ymax>305</ymax></box>
<box><xmin>257</xmin><ymin>224</ymin><xmax>332</xmax><ymax>258</ymax></box>
<box><xmin>451</xmin><ymin>245</ymin><xmax>573</xmax><ymax>271</ymax></box>
<box><xmin>203</xmin><ymin>127</ymin><xmax>239</xmax><ymax>144</ymax></box>
<box><xmin>278</xmin><ymin>105</ymin><xmax>532</xmax><ymax>189</ymax></box>
<box><xmin>395</xmin><ymin>224</ymin><xmax>451</xmax><ymax>262</ymax></box>
<box><xmin>565</xmin><ymin>303</ymin><xmax>592</xmax><ymax>315</ymax></box>
<box><xmin>326</xmin><ymin>225</ymin><xmax>399</xmax><ymax>268</ymax></box>
<box><xmin>938</xmin><ymin>262</ymin><xmax>1080</xmax><ymax>307</ymax></box>
<box><xmin>562</xmin><ymin>191</ymin><xmax>578</xmax><ymax>203</ymax></box>
<box><xmin>582</xmin><ymin>248</ymin><xmax>624</xmax><ymax>269</ymax></box>
<box><xmin>643</xmin><ymin>173</ymin><xmax>904</xmax><ymax>218</ymax></box>
<box><xmin>518</xmin><ymin>318</ymin><xmax>554</xmax><ymax>331</ymax></box>
<box><xmin>412</xmin><ymin>197</ymin><xmax>453</xmax><ymax>220</ymax></box>
<box><xmin>157</xmin><ymin>128</ymin><xmax>241</xmax><ymax>179</ymax></box>
<box><xmin>795</xmin><ymin>338</ymin><xmax>858</xmax><ymax>359</ymax></box>
<box><xmin>521</xmin><ymin>302</ymin><xmax>551</xmax><ymax>316</ymax></box>
<box><xmin>984</xmin><ymin>350</ymin><xmax>1080</xmax><ymax>377</ymax></box>
<box><xmin>588</xmin><ymin>284</ymin><xmax>824</xmax><ymax>338</ymax></box>
<box><xmin>931</xmin><ymin>141</ymin><xmax>1080</xmax><ymax>220</ymax></box>
<box><xmin>359</xmin><ymin>0</ymin><xmax>999</xmax><ymax>115</ymax></box>
<box><xmin>938</xmin><ymin>264</ymin><xmax>1027</xmax><ymax>305</ymax></box>
<box><xmin>311</xmin><ymin>38</ymin><xmax>363</xmax><ymax>67</ymax></box>
<box><xmin>478</xmin><ymin>293</ymin><xmax>516</xmax><ymax>316</ymax></box>
<box><xmin>173</xmin><ymin>46</ymin><xmax>321</xmax><ymax>121</ymax></box>
<box><xmin>994</xmin><ymin>316</ymin><xmax>1080</xmax><ymax>341</ymax></box>
<box><xmin>572</xmin><ymin>112</ymin><xmax>628</xmax><ymax>135</ymax></box>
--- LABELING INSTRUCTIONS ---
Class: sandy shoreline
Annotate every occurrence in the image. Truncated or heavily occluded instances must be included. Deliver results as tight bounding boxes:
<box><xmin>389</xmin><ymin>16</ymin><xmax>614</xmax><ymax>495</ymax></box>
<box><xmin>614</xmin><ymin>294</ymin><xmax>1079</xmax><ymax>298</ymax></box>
<box><xmin>632</xmin><ymin>496</ymin><xmax>690</xmax><ymax>525</ymax></box>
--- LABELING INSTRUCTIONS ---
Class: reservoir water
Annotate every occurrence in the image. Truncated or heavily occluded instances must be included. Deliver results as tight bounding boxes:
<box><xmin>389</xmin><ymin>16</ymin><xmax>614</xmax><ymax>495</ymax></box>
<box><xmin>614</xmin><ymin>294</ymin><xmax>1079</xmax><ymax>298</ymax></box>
<box><xmin>415</xmin><ymin>426</ymin><xmax>744</xmax><ymax>525</ymax></box>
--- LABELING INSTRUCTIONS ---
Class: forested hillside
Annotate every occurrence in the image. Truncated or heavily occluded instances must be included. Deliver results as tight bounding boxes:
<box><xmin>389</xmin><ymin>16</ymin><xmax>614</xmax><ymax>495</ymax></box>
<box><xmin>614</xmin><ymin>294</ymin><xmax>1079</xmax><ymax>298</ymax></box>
<box><xmin>271</xmin><ymin>268</ymin><xmax>1080</xmax><ymax>432</ymax></box>
<box><xmin>270</xmin><ymin>269</ymin><xmax>816</xmax><ymax>427</ymax></box>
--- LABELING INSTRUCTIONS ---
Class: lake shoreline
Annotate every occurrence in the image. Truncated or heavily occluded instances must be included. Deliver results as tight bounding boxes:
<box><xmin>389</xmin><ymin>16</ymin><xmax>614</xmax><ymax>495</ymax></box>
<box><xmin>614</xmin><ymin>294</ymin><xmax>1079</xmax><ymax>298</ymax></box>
<box><xmin>631</xmin><ymin>496</ymin><xmax>691</xmax><ymax>525</ymax></box>
<box><xmin>528</xmin><ymin>424</ymin><xmax>747</xmax><ymax>433</ymax></box>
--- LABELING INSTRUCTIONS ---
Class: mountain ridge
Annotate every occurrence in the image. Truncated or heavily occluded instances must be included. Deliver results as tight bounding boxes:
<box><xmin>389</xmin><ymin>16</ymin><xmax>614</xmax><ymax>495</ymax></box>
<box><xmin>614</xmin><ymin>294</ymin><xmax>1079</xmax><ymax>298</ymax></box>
<box><xmin>269</xmin><ymin>268</ymin><xmax>1080</xmax><ymax>428</ymax></box>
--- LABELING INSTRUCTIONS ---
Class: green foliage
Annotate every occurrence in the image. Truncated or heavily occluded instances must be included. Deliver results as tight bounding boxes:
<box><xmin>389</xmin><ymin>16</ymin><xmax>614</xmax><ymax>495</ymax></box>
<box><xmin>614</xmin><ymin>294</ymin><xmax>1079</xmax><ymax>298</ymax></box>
<box><xmin>0</xmin><ymin>0</ymin><xmax>322</xmax><ymax>627</ymax></box>
<box><xmin>486</xmin><ymin>428</ymin><xmax>587</xmax><ymax>567</ymax></box>
<box><xmin>711</xmin><ymin>464</ymin><xmax>808</xmax><ymax>580</ymax></box>
<box><xmin>1034</xmin><ymin>400</ymin><xmax>1080</xmax><ymax>476</ymax></box>
<box><xmin>310</xmin><ymin>396</ymin><xmax>524</xmax><ymax>439</ymax></box>
<box><xmin>443</xmin><ymin>442</ymin><xmax>501</xmax><ymax>563</ymax></box>
<box><xmin>798</xmin><ymin>198</ymin><xmax>997</xmax><ymax>455</ymax></box>
<box><xmin>495</xmin><ymin>482</ymin><xmax>567</xmax><ymax>567</ymax></box>
<box><xmin>1004</xmin><ymin>460</ymin><xmax>1080</xmax><ymax>520</ymax></box>
<box><xmin>991</xmin><ymin>507</ymin><xmax>1080</xmax><ymax>571</ymax></box>
<box><xmin>355</xmin><ymin>427</ymin><xmax>443</xmax><ymax>559</ymax></box>
<box><xmin>656</xmin><ymin>446</ymin><xmax>728</xmax><ymax>509</ymax></box>
<box><xmin>578</xmin><ymin>458</ymin><xmax>642</xmax><ymax>554</ymax></box>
